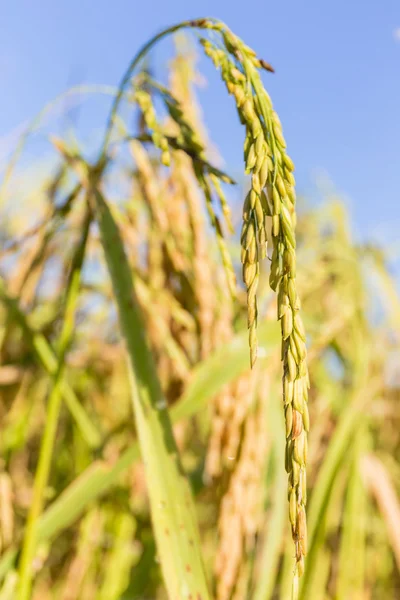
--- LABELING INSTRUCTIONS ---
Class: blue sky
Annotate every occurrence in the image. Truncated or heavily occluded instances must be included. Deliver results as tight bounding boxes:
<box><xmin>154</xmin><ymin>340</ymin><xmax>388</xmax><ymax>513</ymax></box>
<box><xmin>1</xmin><ymin>0</ymin><xmax>400</xmax><ymax>250</ymax></box>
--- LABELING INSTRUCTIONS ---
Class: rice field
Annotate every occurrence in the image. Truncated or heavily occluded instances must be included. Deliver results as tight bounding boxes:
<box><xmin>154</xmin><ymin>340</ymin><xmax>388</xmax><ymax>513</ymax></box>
<box><xmin>0</xmin><ymin>18</ymin><xmax>399</xmax><ymax>600</ymax></box>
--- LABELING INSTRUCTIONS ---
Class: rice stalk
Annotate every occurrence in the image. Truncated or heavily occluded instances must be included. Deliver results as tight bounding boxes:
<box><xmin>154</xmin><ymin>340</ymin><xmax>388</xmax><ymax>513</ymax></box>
<box><xmin>17</xmin><ymin>208</ymin><xmax>91</xmax><ymax>600</ymax></box>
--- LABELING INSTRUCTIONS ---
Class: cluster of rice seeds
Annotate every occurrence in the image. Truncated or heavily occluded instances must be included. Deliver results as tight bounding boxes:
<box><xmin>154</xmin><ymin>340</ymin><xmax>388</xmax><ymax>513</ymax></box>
<box><xmin>215</xmin><ymin>394</ymin><xmax>268</xmax><ymax>600</ymax></box>
<box><xmin>168</xmin><ymin>48</ymin><xmax>210</xmax><ymax>155</ymax></box>
<box><xmin>133</xmin><ymin>30</ymin><xmax>308</xmax><ymax>580</ymax></box>
<box><xmin>163</xmin><ymin>94</ymin><xmax>205</xmax><ymax>158</ymax></box>
<box><xmin>173</xmin><ymin>156</ymin><xmax>216</xmax><ymax>359</ymax></box>
<box><xmin>167</xmin><ymin>51</ymin><xmax>235</xmax><ymax>236</ymax></box>
<box><xmin>265</xmin><ymin>126</ymin><xmax>309</xmax><ymax>581</ymax></box>
<box><xmin>165</xmin><ymin>58</ymin><xmax>264</xmax><ymax>513</ymax></box>
<box><xmin>134</xmin><ymin>66</ymin><xmax>224</xmax><ymax>373</ymax></box>
<box><xmin>194</xmin><ymin>165</ymin><xmax>236</xmax><ymax>298</ymax></box>
<box><xmin>133</xmin><ymin>88</ymin><xmax>170</xmax><ymax>165</ymax></box>
<box><xmin>125</xmin><ymin>142</ymin><xmax>195</xmax><ymax>394</ymax></box>
<box><xmin>167</xmin><ymin>55</ymin><xmax>219</xmax><ymax>357</ymax></box>
<box><xmin>134</xmin><ymin>77</ymin><xmax>237</xmax><ymax>299</ymax></box>
<box><xmin>162</xmin><ymin>175</ymin><xmax>193</xmax><ymax>274</ymax></box>
<box><xmin>160</xmin><ymin>91</ymin><xmax>236</xmax><ymax>296</ymax></box>
<box><xmin>200</xmin><ymin>37</ymin><xmax>269</xmax><ymax>367</ymax></box>
<box><xmin>129</xmin><ymin>140</ymin><xmax>186</xmax><ymax>273</ymax></box>
<box><xmin>206</xmin><ymin>371</ymin><xmax>254</xmax><ymax>479</ymax></box>
<box><xmin>201</xmin><ymin>29</ymin><xmax>309</xmax><ymax>579</ymax></box>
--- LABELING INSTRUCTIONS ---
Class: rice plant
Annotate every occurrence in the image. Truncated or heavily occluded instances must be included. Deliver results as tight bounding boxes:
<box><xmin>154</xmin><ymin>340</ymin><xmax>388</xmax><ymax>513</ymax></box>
<box><xmin>0</xmin><ymin>17</ymin><xmax>399</xmax><ymax>600</ymax></box>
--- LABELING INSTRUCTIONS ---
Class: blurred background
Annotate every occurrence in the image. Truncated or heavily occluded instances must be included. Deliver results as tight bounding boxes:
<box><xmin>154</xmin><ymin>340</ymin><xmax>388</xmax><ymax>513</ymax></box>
<box><xmin>1</xmin><ymin>2</ymin><xmax>400</xmax><ymax>599</ymax></box>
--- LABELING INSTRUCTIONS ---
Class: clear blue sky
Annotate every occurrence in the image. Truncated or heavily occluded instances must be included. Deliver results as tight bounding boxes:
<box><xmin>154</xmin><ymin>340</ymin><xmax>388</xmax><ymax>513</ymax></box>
<box><xmin>1</xmin><ymin>0</ymin><xmax>400</xmax><ymax>250</ymax></box>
